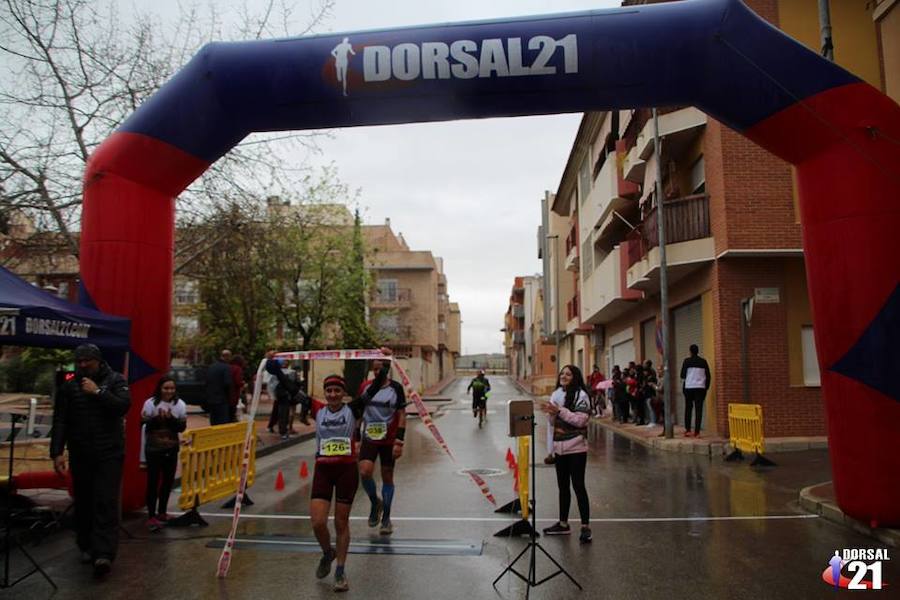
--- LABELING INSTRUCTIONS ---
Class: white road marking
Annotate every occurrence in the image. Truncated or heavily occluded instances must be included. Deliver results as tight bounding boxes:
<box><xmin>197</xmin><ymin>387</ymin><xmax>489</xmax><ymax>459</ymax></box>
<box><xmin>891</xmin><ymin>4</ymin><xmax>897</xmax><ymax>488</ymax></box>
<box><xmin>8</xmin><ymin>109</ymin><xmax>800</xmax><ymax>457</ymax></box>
<box><xmin>215</xmin><ymin>538</ymin><xmax>476</xmax><ymax>550</ymax></box>
<box><xmin>198</xmin><ymin>512</ymin><xmax>818</xmax><ymax>523</ymax></box>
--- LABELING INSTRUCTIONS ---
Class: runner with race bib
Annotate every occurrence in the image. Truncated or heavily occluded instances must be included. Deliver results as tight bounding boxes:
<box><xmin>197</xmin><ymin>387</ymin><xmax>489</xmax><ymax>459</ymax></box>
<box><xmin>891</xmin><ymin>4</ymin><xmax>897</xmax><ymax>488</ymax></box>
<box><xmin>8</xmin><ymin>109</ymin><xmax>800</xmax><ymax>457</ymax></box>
<box><xmin>304</xmin><ymin>349</ymin><xmax>392</xmax><ymax>593</ymax></box>
<box><xmin>357</xmin><ymin>357</ymin><xmax>407</xmax><ymax>535</ymax></box>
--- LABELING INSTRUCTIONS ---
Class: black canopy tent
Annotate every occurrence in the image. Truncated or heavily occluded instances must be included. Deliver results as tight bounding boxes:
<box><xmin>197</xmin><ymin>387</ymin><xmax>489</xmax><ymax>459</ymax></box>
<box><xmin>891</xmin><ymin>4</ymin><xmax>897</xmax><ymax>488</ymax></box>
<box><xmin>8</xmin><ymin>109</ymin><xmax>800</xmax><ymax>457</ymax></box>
<box><xmin>0</xmin><ymin>265</ymin><xmax>130</xmax><ymax>368</ymax></box>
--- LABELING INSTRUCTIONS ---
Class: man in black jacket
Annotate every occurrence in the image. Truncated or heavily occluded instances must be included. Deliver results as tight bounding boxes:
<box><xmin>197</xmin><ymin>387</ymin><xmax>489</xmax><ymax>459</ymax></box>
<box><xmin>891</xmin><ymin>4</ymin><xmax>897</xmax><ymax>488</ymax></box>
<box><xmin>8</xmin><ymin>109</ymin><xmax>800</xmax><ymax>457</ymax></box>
<box><xmin>680</xmin><ymin>344</ymin><xmax>711</xmax><ymax>438</ymax></box>
<box><xmin>50</xmin><ymin>343</ymin><xmax>130</xmax><ymax>577</ymax></box>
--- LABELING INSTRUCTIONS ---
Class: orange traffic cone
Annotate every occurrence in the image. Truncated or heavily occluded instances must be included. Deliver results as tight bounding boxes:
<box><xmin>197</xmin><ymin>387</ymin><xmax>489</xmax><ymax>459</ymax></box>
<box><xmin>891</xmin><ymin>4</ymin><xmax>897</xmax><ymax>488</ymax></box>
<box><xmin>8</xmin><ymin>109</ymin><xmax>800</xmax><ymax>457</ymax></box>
<box><xmin>299</xmin><ymin>461</ymin><xmax>309</xmax><ymax>479</ymax></box>
<box><xmin>275</xmin><ymin>469</ymin><xmax>285</xmax><ymax>491</ymax></box>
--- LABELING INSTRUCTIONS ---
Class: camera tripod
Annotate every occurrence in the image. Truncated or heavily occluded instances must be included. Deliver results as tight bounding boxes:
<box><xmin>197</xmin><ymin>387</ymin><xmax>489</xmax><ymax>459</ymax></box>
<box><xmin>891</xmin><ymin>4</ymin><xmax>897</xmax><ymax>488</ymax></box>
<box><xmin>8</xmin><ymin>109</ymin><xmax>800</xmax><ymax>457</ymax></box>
<box><xmin>1</xmin><ymin>413</ymin><xmax>57</xmax><ymax>590</ymax></box>
<box><xmin>492</xmin><ymin>414</ymin><xmax>581</xmax><ymax>599</ymax></box>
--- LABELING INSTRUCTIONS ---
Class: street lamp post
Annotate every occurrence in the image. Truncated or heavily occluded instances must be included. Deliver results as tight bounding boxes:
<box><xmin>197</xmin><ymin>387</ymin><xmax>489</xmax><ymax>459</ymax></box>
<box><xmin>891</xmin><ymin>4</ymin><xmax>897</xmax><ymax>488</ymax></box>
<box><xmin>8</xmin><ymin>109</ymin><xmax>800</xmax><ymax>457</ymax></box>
<box><xmin>653</xmin><ymin>108</ymin><xmax>674</xmax><ymax>439</ymax></box>
<box><xmin>546</xmin><ymin>234</ymin><xmax>561</xmax><ymax>368</ymax></box>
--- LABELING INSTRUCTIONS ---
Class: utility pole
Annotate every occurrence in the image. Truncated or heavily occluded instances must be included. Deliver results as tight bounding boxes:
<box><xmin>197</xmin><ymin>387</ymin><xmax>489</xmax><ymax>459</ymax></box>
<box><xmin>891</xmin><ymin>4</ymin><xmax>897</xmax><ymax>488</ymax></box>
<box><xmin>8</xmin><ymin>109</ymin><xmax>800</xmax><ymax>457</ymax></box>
<box><xmin>653</xmin><ymin>108</ymin><xmax>674</xmax><ymax>439</ymax></box>
<box><xmin>546</xmin><ymin>234</ymin><xmax>561</xmax><ymax>368</ymax></box>
<box><xmin>818</xmin><ymin>0</ymin><xmax>834</xmax><ymax>61</ymax></box>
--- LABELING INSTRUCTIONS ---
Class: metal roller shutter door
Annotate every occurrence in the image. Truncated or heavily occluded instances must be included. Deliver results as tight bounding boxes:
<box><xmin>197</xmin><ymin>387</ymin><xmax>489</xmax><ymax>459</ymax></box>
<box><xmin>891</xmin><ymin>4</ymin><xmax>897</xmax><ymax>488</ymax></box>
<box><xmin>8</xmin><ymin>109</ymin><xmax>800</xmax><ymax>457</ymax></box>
<box><xmin>673</xmin><ymin>300</ymin><xmax>703</xmax><ymax>429</ymax></box>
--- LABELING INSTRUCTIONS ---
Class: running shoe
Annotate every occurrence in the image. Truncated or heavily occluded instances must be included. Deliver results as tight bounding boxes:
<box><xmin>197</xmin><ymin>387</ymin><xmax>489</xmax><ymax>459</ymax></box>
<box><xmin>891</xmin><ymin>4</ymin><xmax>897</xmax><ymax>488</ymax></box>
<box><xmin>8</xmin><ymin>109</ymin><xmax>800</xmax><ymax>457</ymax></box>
<box><xmin>93</xmin><ymin>558</ymin><xmax>112</xmax><ymax>578</ymax></box>
<box><xmin>147</xmin><ymin>517</ymin><xmax>162</xmax><ymax>532</ymax></box>
<box><xmin>368</xmin><ymin>498</ymin><xmax>383</xmax><ymax>527</ymax></box>
<box><xmin>333</xmin><ymin>572</ymin><xmax>349</xmax><ymax>592</ymax></box>
<box><xmin>542</xmin><ymin>522</ymin><xmax>571</xmax><ymax>535</ymax></box>
<box><xmin>380</xmin><ymin>519</ymin><xmax>393</xmax><ymax>535</ymax></box>
<box><xmin>579</xmin><ymin>527</ymin><xmax>593</xmax><ymax>544</ymax></box>
<box><xmin>315</xmin><ymin>549</ymin><xmax>336</xmax><ymax>579</ymax></box>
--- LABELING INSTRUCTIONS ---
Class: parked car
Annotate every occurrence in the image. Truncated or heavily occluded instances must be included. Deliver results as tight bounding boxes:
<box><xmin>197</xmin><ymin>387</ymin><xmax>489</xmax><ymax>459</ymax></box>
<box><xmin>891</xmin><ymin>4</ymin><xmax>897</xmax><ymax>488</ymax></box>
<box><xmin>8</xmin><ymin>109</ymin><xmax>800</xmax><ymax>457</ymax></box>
<box><xmin>168</xmin><ymin>365</ymin><xmax>207</xmax><ymax>406</ymax></box>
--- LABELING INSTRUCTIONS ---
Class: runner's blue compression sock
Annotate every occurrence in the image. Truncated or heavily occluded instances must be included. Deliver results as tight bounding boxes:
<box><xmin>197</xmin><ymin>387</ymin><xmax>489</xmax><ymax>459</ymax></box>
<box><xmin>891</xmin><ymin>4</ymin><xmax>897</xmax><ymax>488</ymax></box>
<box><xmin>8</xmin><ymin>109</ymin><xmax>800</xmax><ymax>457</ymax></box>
<box><xmin>362</xmin><ymin>477</ymin><xmax>378</xmax><ymax>502</ymax></box>
<box><xmin>382</xmin><ymin>483</ymin><xmax>395</xmax><ymax>520</ymax></box>
<box><xmin>335</xmin><ymin>565</ymin><xmax>345</xmax><ymax>577</ymax></box>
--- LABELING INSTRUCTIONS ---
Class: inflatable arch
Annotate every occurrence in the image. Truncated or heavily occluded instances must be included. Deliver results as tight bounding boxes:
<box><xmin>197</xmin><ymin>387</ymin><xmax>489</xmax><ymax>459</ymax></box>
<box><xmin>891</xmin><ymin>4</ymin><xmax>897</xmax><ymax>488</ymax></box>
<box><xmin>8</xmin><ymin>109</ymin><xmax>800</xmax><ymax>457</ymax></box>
<box><xmin>82</xmin><ymin>0</ymin><xmax>899</xmax><ymax>523</ymax></box>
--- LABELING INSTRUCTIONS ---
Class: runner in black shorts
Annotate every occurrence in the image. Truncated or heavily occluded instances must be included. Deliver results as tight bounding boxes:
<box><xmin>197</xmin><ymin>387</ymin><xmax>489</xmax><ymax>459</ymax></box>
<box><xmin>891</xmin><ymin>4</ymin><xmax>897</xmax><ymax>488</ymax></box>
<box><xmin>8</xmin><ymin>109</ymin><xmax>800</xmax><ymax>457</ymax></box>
<box><xmin>304</xmin><ymin>349</ymin><xmax>391</xmax><ymax>593</ymax></box>
<box><xmin>358</xmin><ymin>357</ymin><xmax>406</xmax><ymax>535</ymax></box>
<box><xmin>467</xmin><ymin>370</ymin><xmax>491</xmax><ymax>428</ymax></box>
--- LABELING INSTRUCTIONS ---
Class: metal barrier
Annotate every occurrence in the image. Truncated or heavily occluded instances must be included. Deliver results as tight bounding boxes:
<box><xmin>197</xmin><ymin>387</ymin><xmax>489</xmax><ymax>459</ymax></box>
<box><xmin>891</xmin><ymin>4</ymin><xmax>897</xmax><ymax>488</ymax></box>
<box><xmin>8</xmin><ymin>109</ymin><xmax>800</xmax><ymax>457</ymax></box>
<box><xmin>178</xmin><ymin>422</ymin><xmax>257</xmax><ymax>511</ymax></box>
<box><xmin>726</xmin><ymin>403</ymin><xmax>775</xmax><ymax>466</ymax></box>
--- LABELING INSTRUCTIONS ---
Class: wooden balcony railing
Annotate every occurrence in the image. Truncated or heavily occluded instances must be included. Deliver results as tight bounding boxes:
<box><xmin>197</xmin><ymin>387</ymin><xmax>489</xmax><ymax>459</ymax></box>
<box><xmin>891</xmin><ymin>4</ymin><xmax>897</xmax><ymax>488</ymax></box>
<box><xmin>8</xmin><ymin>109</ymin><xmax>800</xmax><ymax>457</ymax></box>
<box><xmin>642</xmin><ymin>194</ymin><xmax>710</xmax><ymax>250</ymax></box>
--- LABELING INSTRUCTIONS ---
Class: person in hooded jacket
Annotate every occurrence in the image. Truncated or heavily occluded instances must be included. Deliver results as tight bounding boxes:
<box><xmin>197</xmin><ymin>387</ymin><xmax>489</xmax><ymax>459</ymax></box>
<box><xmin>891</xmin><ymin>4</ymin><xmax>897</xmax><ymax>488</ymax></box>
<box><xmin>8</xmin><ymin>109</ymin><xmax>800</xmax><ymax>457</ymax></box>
<box><xmin>50</xmin><ymin>343</ymin><xmax>131</xmax><ymax>578</ymax></box>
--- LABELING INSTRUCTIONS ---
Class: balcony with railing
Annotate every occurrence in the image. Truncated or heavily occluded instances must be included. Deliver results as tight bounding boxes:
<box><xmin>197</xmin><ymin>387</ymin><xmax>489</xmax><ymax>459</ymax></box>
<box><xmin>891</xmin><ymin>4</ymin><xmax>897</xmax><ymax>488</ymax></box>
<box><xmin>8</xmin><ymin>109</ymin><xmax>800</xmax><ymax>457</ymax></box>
<box><xmin>377</xmin><ymin>325</ymin><xmax>414</xmax><ymax>344</ymax></box>
<box><xmin>512</xmin><ymin>304</ymin><xmax>525</xmax><ymax>318</ymax></box>
<box><xmin>565</xmin><ymin>225</ymin><xmax>579</xmax><ymax>272</ymax></box>
<box><xmin>512</xmin><ymin>330</ymin><xmax>525</xmax><ymax>345</ymax></box>
<box><xmin>625</xmin><ymin>194</ymin><xmax>715</xmax><ymax>292</ymax></box>
<box><xmin>371</xmin><ymin>287</ymin><xmax>412</xmax><ymax>309</ymax></box>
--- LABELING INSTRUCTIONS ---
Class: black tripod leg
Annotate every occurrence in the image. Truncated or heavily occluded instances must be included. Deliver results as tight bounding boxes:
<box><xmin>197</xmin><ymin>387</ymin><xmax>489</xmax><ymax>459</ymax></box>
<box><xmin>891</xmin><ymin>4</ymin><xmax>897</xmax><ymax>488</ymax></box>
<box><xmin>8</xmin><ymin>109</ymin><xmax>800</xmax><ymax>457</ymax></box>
<box><xmin>15</xmin><ymin>543</ymin><xmax>57</xmax><ymax>590</ymax></box>
<box><xmin>492</xmin><ymin>542</ymin><xmax>531</xmax><ymax>587</ymax></box>
<box><xmin>535</xmin><ymin>542</ymin><xmax>583</xmax><ymax>590</ymax></box>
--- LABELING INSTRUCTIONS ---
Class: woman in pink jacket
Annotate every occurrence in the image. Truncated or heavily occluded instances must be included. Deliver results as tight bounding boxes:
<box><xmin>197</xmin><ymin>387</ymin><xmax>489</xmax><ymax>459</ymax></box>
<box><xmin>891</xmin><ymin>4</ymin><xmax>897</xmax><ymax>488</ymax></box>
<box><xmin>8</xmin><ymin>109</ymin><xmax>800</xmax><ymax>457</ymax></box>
<box><xmin>541</xmin><ymin>365</ymin><xmax>593</xmax><ymax>543</ymax></box>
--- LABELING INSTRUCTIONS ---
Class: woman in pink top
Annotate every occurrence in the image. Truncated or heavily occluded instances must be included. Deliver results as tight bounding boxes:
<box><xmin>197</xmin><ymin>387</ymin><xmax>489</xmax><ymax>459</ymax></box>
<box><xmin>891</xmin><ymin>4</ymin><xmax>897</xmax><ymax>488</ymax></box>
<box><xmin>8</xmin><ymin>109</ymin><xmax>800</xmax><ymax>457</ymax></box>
<box><xmin>541</xmin><ymin>365</ymin><xmax>593</xmax><ymax>543</ymax></box>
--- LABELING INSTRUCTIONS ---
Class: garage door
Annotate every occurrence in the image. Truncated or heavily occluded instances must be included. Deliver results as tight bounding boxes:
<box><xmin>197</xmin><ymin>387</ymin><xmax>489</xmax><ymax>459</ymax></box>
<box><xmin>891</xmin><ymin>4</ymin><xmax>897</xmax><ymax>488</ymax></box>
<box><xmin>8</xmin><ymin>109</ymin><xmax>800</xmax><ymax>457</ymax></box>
<box><xmin>610</xmin><ymin>339</ymin><xmax>635</xmax><ymax>373</ymax></box>
<box><xmin>673</xmin><ymin>299</ymin><xmax>703</xmax><ymax>429</ymax></box>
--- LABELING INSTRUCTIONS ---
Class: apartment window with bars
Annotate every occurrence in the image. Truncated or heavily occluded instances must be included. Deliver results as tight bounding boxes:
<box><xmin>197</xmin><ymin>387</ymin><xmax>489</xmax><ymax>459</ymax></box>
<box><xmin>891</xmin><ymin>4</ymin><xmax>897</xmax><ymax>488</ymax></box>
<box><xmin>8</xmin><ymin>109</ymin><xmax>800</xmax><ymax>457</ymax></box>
<box><xmin>174</xmin><ymin>280</ymin><xmax>199</xmax><ymax>305</ymax></box>
<box><xmin>578</xmin><ymin>153</ymin><xmax>592</xmax><ymax>204</ymax></box>
<box><xmin>377</xmin><ymin>279</ymin><xmax>398</xmax><ymax>302</ymax></box>
<box><xmin>375</xmin><ymin>313</ymin><xmax>399</xmax><ymax>334</ymax></box>
<box><xmin>691</xmin><ymin>155</ymin><xmax>706</xmax><ymax>194</ymax></box>
<box><xmin>801</xmin><ymin>325</ymin><xmax>821</xmax><ymax>386</ymax></box>
<box><xmin>581</xmin><ymin>237</ymin><xmax>592</xmax><ymax>280</ymax></box>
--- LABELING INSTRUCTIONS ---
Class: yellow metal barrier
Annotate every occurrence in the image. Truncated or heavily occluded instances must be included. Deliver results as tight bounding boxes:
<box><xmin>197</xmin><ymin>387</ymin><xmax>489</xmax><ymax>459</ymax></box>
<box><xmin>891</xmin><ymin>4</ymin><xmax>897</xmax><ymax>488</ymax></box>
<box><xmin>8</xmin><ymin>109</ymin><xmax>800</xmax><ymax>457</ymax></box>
<box><xmin>517</xmin><ymin>436</ymin><xmax>530</xmax><ymax>519</ymax></box>
<box><xmin>178</xmin><ymin>422</ymin><xmax>257</xmax><ymax>510</ymax></box>
<box><xmin>728</xmin><ymin>403</ymin><xmax>765</xmax><ymax>454</ymax></box>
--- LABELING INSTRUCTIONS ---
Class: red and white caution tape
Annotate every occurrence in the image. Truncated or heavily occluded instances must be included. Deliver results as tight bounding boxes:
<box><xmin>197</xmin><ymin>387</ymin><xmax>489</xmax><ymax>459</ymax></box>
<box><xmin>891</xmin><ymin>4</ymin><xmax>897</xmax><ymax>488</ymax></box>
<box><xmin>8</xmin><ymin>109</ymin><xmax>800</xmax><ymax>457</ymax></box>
<box><xmin>275</xmin><ymin>349</ymin><xmax>386</xmax><ymax>361</ymax></box>
<box><xmin>216</xmin><ymin>357</ymin><xmax>267</xmax><ymax>578</ymax></box>
<box><xmin>390</xmin><ymin>360</ymin><xmax>496</xmax><ymax>506</ymax></box>
<box><xmin>217</xmin><ymin>348</ymin><xmax>496</xmax><ymax>577</ymax></box>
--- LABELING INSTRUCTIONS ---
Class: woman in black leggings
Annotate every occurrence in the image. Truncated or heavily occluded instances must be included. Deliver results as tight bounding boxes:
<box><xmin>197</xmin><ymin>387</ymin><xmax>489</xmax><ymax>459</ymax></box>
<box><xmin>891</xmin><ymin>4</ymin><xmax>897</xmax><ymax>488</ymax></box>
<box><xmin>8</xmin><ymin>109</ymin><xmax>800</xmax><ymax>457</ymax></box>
<box><xmin>141</xmin><ymin>375</ymin><xmax>187</xmax><ymax>530</ymax></box>
<box><xmin>541</xmin><ymin>365</ymin><xmax>593</xmax><ymax>543</ymax></box>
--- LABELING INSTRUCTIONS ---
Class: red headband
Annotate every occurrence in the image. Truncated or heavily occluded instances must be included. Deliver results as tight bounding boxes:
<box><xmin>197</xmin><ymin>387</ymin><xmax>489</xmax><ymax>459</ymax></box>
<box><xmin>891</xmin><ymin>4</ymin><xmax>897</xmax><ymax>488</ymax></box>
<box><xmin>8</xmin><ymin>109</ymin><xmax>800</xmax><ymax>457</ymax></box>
<box><xmin>323</xmin><ymin>375</ymin><xmax>346</xmax><ymax>390</ymax></box>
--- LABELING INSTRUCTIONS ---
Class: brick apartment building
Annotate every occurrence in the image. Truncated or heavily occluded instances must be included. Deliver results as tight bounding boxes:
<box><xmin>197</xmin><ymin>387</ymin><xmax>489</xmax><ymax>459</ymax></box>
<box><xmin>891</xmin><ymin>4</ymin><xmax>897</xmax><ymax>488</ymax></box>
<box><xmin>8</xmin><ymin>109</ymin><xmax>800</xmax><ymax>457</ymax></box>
<box><xmin>363</xmin><ymin>220</ymin><xmax>461</xmax><ymax>393</ymax></box>
<box><xmin>537</xmin><ymin>0</ymin><xmax>895</xmax><ymax>438</ymax></box>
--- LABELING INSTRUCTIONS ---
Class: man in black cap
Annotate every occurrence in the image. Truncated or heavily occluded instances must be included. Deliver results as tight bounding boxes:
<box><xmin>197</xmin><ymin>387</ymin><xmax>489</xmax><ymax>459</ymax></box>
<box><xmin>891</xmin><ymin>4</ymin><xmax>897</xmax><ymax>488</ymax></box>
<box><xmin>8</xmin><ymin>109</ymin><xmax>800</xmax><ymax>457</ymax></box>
<box><xmin>50</xmin><ymin>343</ymin><xmax>130</xmax><ymax>578</ymax></box>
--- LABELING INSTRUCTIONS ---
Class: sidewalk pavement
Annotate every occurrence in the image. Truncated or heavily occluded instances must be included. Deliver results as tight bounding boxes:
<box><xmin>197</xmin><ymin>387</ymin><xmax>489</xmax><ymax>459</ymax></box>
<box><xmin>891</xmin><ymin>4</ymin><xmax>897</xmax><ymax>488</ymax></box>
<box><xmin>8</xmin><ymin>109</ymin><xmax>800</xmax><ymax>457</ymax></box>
<box><xmin>589</xmin><ymin>413</ymin><xmax>828</xmax><ymax>458</ymax></box>
<box><xmin>800</xmin><ymin>481</ymin><xmax>900</xmax><ymax>548</ymax></box>
<box><xmin>422</xmin><ymin>374</ymin><xmax>457</xmax><ymax>399</ymax></box>
<box><xmin>512</xmin><ymin>377</ymin><xmax>827</xmax><ymax>457</ymax></box>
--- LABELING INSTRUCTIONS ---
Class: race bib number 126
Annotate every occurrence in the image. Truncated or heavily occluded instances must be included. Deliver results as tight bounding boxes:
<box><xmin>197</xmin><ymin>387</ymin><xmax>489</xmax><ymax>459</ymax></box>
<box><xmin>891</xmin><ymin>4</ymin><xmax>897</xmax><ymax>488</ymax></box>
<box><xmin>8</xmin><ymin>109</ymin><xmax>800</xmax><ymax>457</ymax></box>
<box><xmin>320</xmin><ymin>437</ymin><xmax>351</xmax><ymax>456</ymax></box>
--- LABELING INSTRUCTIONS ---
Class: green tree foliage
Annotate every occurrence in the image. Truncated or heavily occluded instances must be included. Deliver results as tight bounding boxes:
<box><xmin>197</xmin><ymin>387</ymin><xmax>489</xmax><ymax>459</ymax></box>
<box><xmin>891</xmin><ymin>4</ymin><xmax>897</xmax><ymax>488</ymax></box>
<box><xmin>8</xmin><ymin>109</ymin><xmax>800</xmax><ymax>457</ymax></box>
<box><xmin>181</xmin><ymin>204</ymin><xmax>276</xmax><ymax>363</ymax></box>
<box><xmin>0</xmin><ymin>347</ymin><xmax>70</xmax><ymax>394</ymax></box>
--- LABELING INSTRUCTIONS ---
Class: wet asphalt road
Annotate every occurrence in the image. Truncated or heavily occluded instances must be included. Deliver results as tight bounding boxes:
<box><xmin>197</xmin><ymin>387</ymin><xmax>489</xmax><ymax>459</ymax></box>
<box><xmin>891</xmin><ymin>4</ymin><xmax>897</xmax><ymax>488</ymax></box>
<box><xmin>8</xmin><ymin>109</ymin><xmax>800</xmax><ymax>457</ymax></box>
<box><xmin>9</xmin><ymin>376</ymin><xmax>897</xmax><ymax>600</ymax></box>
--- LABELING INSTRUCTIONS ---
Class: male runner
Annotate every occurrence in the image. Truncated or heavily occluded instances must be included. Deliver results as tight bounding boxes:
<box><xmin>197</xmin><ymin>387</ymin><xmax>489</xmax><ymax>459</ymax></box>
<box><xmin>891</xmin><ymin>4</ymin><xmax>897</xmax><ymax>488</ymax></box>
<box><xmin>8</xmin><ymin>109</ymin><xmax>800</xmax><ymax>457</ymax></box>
<box><xmin>357</xmin><ymin>357</ymin><xmax>406</xmax><ymax>535</ymax></box>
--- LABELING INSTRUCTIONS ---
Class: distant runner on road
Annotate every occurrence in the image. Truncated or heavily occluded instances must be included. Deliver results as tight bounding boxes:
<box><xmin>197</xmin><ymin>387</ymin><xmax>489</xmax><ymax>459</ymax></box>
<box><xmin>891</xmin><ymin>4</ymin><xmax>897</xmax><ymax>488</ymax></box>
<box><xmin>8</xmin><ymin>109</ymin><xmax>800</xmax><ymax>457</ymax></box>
<box><xmin>467</xmin><ymin>370</ymin><xmax>491</xmax><ymax>427</ymax></box>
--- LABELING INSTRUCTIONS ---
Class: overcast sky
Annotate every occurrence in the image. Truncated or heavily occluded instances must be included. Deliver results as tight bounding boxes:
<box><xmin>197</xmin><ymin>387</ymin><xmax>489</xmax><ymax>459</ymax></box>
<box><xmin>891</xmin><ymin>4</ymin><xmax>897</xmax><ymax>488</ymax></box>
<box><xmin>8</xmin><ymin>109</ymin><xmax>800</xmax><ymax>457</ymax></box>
<box><xmin>135</xmin><ymin>0</ymin><xmax>622</xmax><ymax>354</ymax></box>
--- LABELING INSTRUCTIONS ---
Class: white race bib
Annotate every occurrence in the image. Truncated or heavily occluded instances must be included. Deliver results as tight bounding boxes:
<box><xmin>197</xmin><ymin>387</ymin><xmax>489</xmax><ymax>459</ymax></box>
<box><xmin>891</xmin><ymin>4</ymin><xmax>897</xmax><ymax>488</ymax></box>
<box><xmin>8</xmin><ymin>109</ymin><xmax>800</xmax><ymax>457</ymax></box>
<box><xmin>365</xmin><ymin>422</ymin><xmax>388</xmax><ymax>441</ymax></box>
<box><xmin>320</xmin><ymin>437</ymin><xmax>352</xmax><ymax>457</ymax></box>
